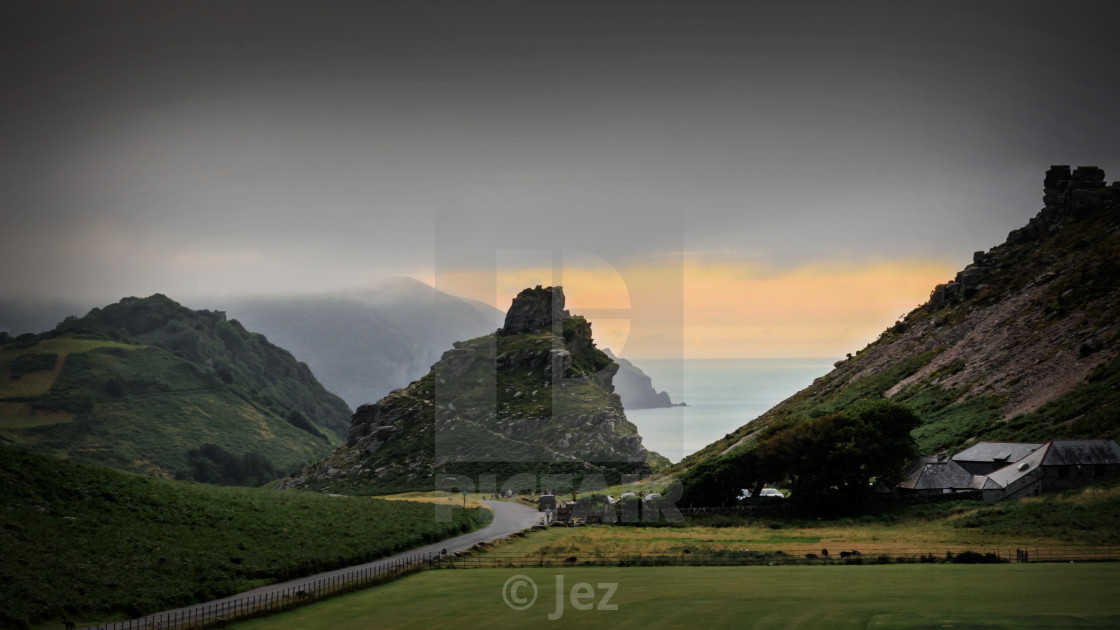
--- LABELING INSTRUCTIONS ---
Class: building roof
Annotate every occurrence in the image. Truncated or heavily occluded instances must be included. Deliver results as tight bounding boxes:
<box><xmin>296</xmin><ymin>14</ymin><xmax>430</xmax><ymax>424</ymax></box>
<box><xmin>952</xmin><ymin>442</ymin><xmax>1044</xmax><ymax>464</ymax></box>
<box><xmin>984</xmin><ymin>444</ymin><xmax>1050</xmax><ymax>488</ymax></box>
<box><xmin>900</xmin><ymin>456</ymin><xmax>975</xmax><ymax>490</ymax></box>
<box><xmin>970</xmin><ymin>475</ymin><xmax>1002</xmax><ymax>490</ymax></box>
<box><xmin>1041</xmin><ymin>439</ymin><xmax>1120</xmax><ymax>466</ymax></box>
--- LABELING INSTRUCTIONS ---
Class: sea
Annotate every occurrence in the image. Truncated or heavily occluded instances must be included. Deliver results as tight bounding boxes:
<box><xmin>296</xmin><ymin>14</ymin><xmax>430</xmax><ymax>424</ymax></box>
<box><xmin>623</xmin><ymin>358</ymin><xmax>838</xmax><ymax>464</ymax></box>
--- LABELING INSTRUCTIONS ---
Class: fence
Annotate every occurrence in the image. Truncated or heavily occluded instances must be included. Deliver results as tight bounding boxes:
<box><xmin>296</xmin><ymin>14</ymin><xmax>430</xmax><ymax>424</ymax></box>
<box><xmin>79</xmin><ymin>553</ymin><xmax>433</xmax><ymax>630</ymax></box>
<box><xmin>80</xmin><ymin>543</ymin><xmax>1120</xmax><ymax>629</ymax></box>
<box><xmin>675</xmin><ymin>490</ymin><xmax>986</xmax><ymax>517</ymax></box>
<box><xmin>434</xmin><ymin>545</ymin><xmax>1120</xmax><ymax>568</ymax></box>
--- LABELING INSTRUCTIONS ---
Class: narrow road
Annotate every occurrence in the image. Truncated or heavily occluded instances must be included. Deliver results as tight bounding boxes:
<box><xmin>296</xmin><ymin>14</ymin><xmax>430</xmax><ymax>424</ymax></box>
<box><xmin>82</xmin><ymin>500</ymin><xmax>540</xmax><ymax>630</ymax></box>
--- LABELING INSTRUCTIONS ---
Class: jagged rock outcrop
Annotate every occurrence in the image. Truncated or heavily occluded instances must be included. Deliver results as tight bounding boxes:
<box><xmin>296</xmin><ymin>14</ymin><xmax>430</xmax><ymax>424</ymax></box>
<box><xmin>929</xmin><ymin>165</ymin><xmax>1120</xmax><ymax>312</ymax></box>
<box><xmin>500</xmin><ymin>285</ymin><xmax>569</xmax><ymax>335</ymax></box>
<box><xmin>284</xmin><ymin>286</ymin><xmax>657</xmax><ymax>493</ymax></box>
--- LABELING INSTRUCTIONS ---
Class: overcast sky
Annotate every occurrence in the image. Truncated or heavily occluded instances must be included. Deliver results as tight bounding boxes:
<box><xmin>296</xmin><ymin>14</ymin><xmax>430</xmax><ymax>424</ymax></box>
<box><xmin>2</xmin><ymin>1</ymin><xmax>1118</xmax><ymax>356</ymax></box>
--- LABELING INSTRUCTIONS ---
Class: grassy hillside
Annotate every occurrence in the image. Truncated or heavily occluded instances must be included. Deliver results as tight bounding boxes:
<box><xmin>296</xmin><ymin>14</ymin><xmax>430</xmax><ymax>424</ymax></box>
<box><xmin>680</xmin><ymin>169</ymin><xmax>1120</xmax><ymax>473</ymax></box>
<box><xmin>0</xmin><ymin>445</ymin><xmax>484</xmax><ymax>629</ymax></box>
<box><xmin>0</xmin><ymin>294</ymin><xmax>352</xmax><ymax>483</ymax></box>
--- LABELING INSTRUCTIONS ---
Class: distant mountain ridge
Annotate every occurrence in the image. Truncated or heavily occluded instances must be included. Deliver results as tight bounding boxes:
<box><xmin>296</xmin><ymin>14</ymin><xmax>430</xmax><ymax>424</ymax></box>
<box><xmin>681</xmin><ymin>165</ymin><xmax>1120</xmax><ymax>472</ymax></box>
<box><xmin>0</xmin><ymin>294</ymin><xmax>351</xmax><ymax>483</ymax></box>
<box><xmin>283</xmin><ymin>285</ymin><xmax>664</xmax><ymax>494</ymax></box>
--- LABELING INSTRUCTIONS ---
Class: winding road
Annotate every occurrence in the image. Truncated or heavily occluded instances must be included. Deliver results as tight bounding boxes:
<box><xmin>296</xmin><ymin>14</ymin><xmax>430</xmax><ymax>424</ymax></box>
<box><xmin>82</xmin><ymin>500</ymin><xmax>541</xmax><ymax>630</ymax></box>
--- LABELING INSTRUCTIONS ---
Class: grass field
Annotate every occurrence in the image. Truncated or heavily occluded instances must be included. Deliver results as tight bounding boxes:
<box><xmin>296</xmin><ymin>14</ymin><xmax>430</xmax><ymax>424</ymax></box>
<box><xmin>471</xmin><ymin>483</ymin><xmax>1120</xmax><ymax>561</ymax></box>
<box><xmin>378</xmin><ymin>491</ymin><xmax>489</xmax><ymax>509</ymax></box>
<box><xmin>229</xmin><ymin>564</ymin><xmax>1120</xmax><ymax>629</ymax></box>
<box><xmin>0</xmin><ymin>446</ymin><xmax>486</xmax><ymax>629</ymax></box>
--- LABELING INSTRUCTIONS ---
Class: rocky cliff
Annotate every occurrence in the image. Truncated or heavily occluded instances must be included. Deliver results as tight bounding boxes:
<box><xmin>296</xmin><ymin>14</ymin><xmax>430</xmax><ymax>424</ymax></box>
<box><xmin>604</xmin><ymin>349</ymin><xmax>678</xmax><ymax>410</ymax></box>
<box><xmin>284</xmin><ymin>286</ymin><xmax>660</xmax><ymax>493</ymax></box>
<box><xmin>682</xmin><ymin>165</ymin><xmax>1120</xmax><ymax>470</ymax></box>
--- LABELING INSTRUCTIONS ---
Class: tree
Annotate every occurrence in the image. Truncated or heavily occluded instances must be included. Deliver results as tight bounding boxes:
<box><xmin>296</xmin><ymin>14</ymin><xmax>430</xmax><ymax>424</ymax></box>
<box><xmin>758</xmin><ymin>399</ymin><xmax>919</xmax><ymax>506</ymax></box>
<box><xmin>682</xmin><ymin>399</ymin><xmax>920</xmax><ymax>509</ymax></box>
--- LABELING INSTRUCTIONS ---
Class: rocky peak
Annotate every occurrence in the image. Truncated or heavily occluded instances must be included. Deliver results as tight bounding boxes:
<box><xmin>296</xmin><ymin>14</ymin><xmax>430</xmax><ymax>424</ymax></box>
<box><xmin>1007</xmin><ymin>165</ymin><xmax>1120</xmax><ymax>246</ymax></box>
<box><xmin>930</xmin><ymin>165</ymin><xmax>1120</xmax><ymax>311</ymax></box>
<box><xmin>286</xmin><ymin>285</ymin><xmax>657</xmax><ymax>494</ymax></box>
<box><xmin>500</xmin><ymin>285</ymin><xmax>570</xmax><ymax>336</ymax></box>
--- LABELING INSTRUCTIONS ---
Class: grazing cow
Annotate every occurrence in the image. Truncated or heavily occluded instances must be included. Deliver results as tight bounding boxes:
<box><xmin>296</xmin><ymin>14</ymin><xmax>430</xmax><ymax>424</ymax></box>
<box><xmin>682</xmin><ymin>549</ymin><xmax>691</xmax><ymax>554</ymax></box>
<box><xmin>805</xmin><ymin>553</ymin><xmax>819</xmax><ymax>560</ymax></box>
<box><xmin>840</xmin><ymin>551</ymin><xmax>852</xmax><ymax>558</ymax></box>
<box><xmin>774</xmin><ymin>551</ymin><xmax>786</xmax><ymax>556</ymax></box>
<box><xmin>565</xmin><ymin>556</ymin><xmax>578</xmax><ymax>563</ymax></box>
<box><xmin>821</xmin><ymin>548</ymin><xmax>829</xmax><ymax>557</ymax></box>
<box><xmin>851</xmin><ymin>550</ymin><xmax>863</xmax><ymax>557</ymax></box>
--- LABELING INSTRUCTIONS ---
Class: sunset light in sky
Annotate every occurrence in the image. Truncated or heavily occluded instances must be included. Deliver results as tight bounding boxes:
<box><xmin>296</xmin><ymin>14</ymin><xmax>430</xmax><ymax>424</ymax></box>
<box><xmin>437</xmin><ymin>256</ymin><xmax>953</xmax><ymax>359</ymax></box>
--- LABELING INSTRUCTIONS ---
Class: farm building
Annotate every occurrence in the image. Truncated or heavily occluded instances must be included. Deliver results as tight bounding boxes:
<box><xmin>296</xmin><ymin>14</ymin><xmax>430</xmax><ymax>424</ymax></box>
<box><xmin>951</xmin><ymin>442</ymin><xmax>1044</xmax><ymax>475</ymax></box>
<box><xmin>898</xmin><ymin>454</ymin><xmax>975</xmax><ymax>494</ymax></box>
<box><xmin>905</xmin><ymin>439</ymin><xmax>1120</xmax><ymax>501</ymax></box>
<box><xmin>1038</xmin><ymin>439</ymin><xmax>1120</xmax><ymax>491</ymax></box>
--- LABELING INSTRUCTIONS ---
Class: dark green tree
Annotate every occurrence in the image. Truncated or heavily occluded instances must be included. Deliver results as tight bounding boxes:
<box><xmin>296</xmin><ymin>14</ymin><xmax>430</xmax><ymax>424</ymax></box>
<box><xmin>760</xmin><ymin>399</ymin><xmax>920</xmax><ymax>505</ymax></box>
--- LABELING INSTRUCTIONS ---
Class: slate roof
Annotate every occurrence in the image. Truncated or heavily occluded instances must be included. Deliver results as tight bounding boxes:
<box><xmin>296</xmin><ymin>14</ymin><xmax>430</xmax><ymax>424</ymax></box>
<box><xmin>952</xmin><ymin>442</ymin><xmax>1044</xmax><ymax>465</ymax></box>
<box><xmin>984</xmin><ymin>445</ymin><xmax>1050</xmax><ymax>488</ymax></box>
<box><xmin>900</xmin><ymin>456</ymin><xmax>975</xmax><ymax>490</ymax></box>
<box><xmin>1041</xmin><ymin>439</ymin><xmax>1120</xmax><ymax>466</ymax></box>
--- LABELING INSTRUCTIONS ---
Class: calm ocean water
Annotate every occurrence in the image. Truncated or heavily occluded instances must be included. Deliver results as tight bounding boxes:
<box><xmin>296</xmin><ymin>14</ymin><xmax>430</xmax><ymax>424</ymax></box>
<box><xmin>624</xmin><ymin>358</ymin><xmax>837</xmax><ymax>463</ymax></box>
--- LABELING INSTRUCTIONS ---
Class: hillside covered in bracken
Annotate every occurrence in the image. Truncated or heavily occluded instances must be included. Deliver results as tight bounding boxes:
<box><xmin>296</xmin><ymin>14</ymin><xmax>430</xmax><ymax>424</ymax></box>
<box><xmin>683</xmin><ymin>165</ymin><xmax>1120</xmax><ymax>471</ymax></box>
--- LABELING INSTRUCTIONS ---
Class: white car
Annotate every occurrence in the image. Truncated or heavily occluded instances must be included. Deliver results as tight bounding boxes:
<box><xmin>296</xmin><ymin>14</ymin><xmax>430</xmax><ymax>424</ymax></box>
<box><xmin>643</xmin><ymin>493</ymin><xmax>662</xmax><ymax>502</ymax></box>
<box><xmin>619</xmin><ymin>492</ymin><xmax>638</xmax><ymax>500</ymax></box>
<box><xmin>759</xmin><ymin>488</ymin><xmax>784</xmax><ymax>499</ymax></box>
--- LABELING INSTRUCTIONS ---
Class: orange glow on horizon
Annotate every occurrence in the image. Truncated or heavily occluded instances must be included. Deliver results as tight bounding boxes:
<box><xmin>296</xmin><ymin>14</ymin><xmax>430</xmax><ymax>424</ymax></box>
<box><xmin>436</xmin><ymin>257</ymin><xmax>953</xmax><ymax>360</ymax></box>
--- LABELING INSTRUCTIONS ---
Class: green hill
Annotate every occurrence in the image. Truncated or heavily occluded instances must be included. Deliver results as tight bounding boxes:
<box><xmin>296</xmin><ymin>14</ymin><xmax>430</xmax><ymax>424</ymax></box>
<box><xmin>0</xmin><ymin>294</ymin><xmax>351</xmax><ymax>484</ymax></box>
<box><xmin>284</xmin><ymin>285</ymin><xmax>665</xmax><ymax>495</ymax></box>
<box><xmin>0</xmin><ymin>444</ymin><xmax>482</xmax><ymax>629</ymax></box>
<box><xmin>680</xmin><ymin>165</ymin><xmax>1120</xmax><ymax>476</ymax></box>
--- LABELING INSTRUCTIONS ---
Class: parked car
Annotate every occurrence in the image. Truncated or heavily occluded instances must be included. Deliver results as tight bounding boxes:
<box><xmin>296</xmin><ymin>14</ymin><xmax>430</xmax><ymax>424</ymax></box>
<box><xmin>759</xmin><ymin>488</ymin><xmax>784</xmax><ymax>499</ymax></box>
<box><xmin>738</xmin><ymin>489</ymin><xmax>752</xmax><ymax>500</ymax></box>
<box><xmin>619</xmin><ymin>492</ymin><xmax>638</xmax><ymax>500</ymax></box>
<box><xmin>643</xmin><ymin>492</ymin><xmax>662</xmax><ymax>502</ymax></box>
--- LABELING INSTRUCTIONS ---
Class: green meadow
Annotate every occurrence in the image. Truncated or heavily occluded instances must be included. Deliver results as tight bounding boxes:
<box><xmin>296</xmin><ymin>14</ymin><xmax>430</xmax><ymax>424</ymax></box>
<box><xmin>230</xmin><ymin>564</ymin><xmax>1120</xmax><ymax>629</ymax></box>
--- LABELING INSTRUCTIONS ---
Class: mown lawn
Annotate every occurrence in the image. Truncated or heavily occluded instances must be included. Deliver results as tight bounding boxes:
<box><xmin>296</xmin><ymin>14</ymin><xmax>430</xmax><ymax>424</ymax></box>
<box><xmin>230</xmin><ymin>564</ymin><xmax>1120</xmax><ymax>629</ymax></box>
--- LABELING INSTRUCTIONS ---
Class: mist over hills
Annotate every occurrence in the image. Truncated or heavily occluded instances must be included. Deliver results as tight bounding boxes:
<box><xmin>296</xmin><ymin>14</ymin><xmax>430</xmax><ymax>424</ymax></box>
<box><xmin>682</xmin><ymin>165</ymin><xmax>1120</xmax><ymax>473</ymax></box>
<box><xmin>195</xmin><ymin>278</ymin><xmax>506</xmax><ymax>411</ymax></box>
<box><xmin>2</xmin><ymin>278</ymin><xmax>681</xmax><ymax>418</ymax></box>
